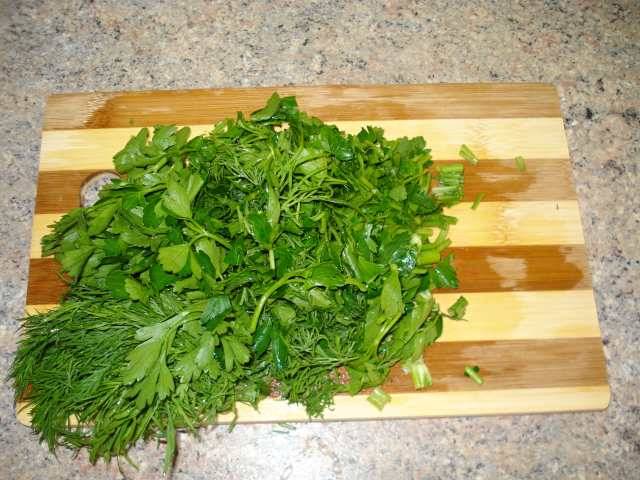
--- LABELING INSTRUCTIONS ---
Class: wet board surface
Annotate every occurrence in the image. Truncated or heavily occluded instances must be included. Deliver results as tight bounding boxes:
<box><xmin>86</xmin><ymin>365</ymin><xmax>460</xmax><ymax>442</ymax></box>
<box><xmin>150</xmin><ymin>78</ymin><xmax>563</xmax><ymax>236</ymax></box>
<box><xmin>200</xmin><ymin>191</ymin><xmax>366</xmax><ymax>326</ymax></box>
<box><xmin>18</xmin><ymin>83</ymin><xmax>609</xmax><ymax>424</ymax></box>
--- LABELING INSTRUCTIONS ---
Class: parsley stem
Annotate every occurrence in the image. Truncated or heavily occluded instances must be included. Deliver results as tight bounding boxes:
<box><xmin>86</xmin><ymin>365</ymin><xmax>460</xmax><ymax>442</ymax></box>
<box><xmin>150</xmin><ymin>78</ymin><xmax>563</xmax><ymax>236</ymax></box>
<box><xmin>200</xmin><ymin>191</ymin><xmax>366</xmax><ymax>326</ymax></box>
<box><xmin>268</xmin><ymin>248</ymin><xmax>276</xmax><ymax>270</ymax></box>
<box><xmin>186</xmin><ymin>220</ymin><xmax>232</xmax><ymax>248</ymax></box>
<box><xmin>249</xmin><ymin>270</ymin><xmax>305</xmax><ymax>333</ymax></box>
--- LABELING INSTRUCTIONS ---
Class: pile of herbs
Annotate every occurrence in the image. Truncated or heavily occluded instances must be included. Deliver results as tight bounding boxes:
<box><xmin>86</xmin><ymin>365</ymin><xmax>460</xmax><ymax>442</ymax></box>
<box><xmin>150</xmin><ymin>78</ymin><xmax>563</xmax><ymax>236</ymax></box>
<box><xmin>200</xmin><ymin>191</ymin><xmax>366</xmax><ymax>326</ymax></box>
<box><xmin>11</xmin><ymin>94</ymin><xmax>466</xmax><ymax>469</ymax></box>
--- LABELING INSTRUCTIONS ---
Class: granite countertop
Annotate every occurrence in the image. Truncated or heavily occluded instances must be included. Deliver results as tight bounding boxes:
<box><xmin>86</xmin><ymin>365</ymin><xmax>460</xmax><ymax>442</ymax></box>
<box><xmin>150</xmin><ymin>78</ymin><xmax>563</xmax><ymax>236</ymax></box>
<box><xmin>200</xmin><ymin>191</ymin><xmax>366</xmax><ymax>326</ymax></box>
<box><xmin>1</xmin><ymin>1</ymin><xmax>638</xmax><ymax>479</ymax></box>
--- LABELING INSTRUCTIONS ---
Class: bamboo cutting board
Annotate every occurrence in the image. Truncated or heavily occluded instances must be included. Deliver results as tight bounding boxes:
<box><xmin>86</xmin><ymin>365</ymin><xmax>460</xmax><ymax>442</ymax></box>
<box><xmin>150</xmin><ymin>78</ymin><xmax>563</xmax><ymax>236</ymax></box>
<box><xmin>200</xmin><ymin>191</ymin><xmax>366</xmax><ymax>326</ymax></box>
<box><xmin>18</xmin><ymin>84</ymin><xmax>609</xmax><ymax>425</ymax></box>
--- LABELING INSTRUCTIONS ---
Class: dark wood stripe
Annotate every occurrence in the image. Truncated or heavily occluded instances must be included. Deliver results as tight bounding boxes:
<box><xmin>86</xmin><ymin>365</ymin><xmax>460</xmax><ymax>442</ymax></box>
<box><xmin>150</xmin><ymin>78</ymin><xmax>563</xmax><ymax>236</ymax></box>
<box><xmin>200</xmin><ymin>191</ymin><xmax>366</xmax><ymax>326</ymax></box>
<box><xmin>379</xmin><ymin>337</ymin><xmax>607</xmax><ymax>393</ymax></box>
<box><xmin>26</xmin><ymin>245</ymin><xmax>590</xmax><ymax>305</ymax></box>
<box><xmin>43</xmin><ymin>83</ymin><xmax>561</xmax><ymax>130</ymax></box>
<box><xmin>35</xmin><ymin>170</ymin><xmax>116</xmax><ymax>214</ymax></box>
<box><xmin>26</xmin><ymin>258</ymin><xmax>70</xmax><ymax>305</ymax></box>
<box><xmin>441</xmin><ymin>158</ymin><xmax>576</xmax><ymax>202</ymax></box>
<box><xmin>447</xmin><ymin>244</ymin><xmax>591</xmax><ymax>293</ymax></box>
<box><xmin>34</xmin><ymin>159</ymin><xmax>575</xmax><ymax>214</ymax></box>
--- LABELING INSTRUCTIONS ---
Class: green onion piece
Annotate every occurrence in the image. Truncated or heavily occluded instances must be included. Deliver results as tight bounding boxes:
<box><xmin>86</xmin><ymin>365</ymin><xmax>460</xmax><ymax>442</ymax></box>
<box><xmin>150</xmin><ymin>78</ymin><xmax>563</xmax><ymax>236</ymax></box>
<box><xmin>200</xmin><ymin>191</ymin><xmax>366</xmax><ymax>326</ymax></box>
<box><xmin>515</xmin><ymin>155</ymin><xmax>526</xmax><ymax>172</ymax></box>
<box><xmin>417</xmin><ymin>249</ymin><xmax>441</xmax><ymax>265</ymax></box>
<box><xmin>464</xmin><ymin>365</ymin><xmax>484</xmax><ymax>385</ymax></box>
<box><xmin>459</xmin><ymin>144</ymin><xmax>478</xmax><ymax>165</ymax></box>
<box><xmin>433</xmin><ymin>163</ymin><xmax>465</xmax><ymax>205</ymax></box>
<box><xmin>447</xmin><ymin>295</ymin><xmax>469</xmax><ymax>320</ymax></box>
<box><xmin>367</xmin><ymin>387</ymin><xmax>391</xmax><ymax>411</ymax></box>
<box><xmin>471</xmin><ymin>192</ymin><xmax>485</xmax><ymax>210</ymax></box>
<box><xmin>405</xmin><ymin>358</ymin><xmax>432</xmax><ymax>390</ymax></box>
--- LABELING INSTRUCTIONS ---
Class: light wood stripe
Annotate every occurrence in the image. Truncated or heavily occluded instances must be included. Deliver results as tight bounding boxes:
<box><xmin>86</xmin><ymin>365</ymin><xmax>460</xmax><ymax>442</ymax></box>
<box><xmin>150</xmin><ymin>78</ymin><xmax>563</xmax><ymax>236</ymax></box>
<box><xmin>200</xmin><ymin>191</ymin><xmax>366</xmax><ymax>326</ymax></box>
<box><xmin>220</xmin><ymin>385</ymin><xmax>611</xmax><ymax>422</ymax></box>
<box><xmin>26</xmin><ymin>245</ymin><xmax>590</xmax><ymax>305</ymax></box>
<box><xmin>24</xmin><ymin>289</ymin><xmax>602</xmax><ymax>341</ymax></box>
<box><xmin>33</xmin><ymin>159</ymin><xmax>577</xmax><ymax>214</ymax></box>
<box><xmin>42</xmin><ymin>83</ymin><xmax>562</xmax><ymax>130</ymax></box>
<box><xmin>437</xmin><ymin>290</ymin><xmax>600</xmax><ymax>341</ymax></box>
<box><xmin>17</xmin><ymin>385</ymin><xmax>611</xmax><ymax>426</ymax></box>
<box><xmin>38</xmin><ymin>118</ymin><xmax>569</xmax><ymax>172</ymax></box>
<box><xmin>29</xmin><ymin>201</ymin><xmax>584</xmax><ymax>259</ymax></box>
<box><xmin>448</xmin><ymin>200</ymin><xmax>584</xmax><ymax>246</ymax></box>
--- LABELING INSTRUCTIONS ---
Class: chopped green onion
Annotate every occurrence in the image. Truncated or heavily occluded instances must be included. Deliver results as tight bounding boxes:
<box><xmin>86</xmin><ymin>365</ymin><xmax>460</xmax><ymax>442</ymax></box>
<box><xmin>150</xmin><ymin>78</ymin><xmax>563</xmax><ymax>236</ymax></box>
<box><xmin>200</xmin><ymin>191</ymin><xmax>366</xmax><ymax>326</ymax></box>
<box><xmin>459</xmin><ymin>144</ymin><xmax>478</xmax><ymax>165</ymax></box>
<box><xmin>471</xmin><ymin>192</ymin><xmax>485</xmax><ymax>210</ymax></box>
<box><xmin>447</xmin><ymin>295</ymin><xmax>469</xmax><ymax>320</ymax></box>
<box><xmin>417</xmin><ymin>248</ymin><xmax>441</xmax><ymax>265</ymax></box>
<box><xmin>433</xmin><ymin>163</ymin><xmax>465</xmax><ymax>206</ymax></box>
<box><xmin>464</xmin><ymin>365</ymin><xmax>484</xmax><ymax>385</ymax></box>
<box><xmin>367</xmin><ymin>387</ymin><xmax>391</xmax><ymax>411</ymax></box>
<box><xmin>515</xmin><ymin>155</ymin><xmax>526</xmax><ymax>172</ymax></box>
<box><xmin>404</xmin><ymin>358</ymin><xmax>432</xmax><ymax>390</ymax></box>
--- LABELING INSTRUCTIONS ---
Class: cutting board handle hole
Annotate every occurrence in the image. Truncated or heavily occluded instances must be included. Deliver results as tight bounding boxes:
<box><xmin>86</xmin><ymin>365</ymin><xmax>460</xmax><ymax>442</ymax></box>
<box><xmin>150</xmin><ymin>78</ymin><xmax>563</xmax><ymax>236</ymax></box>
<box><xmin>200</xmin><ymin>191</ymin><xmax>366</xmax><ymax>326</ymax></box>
<box><xmin>80</xmin><ymin>171</ymin><xmax>121</xmax><ymax>207</ymax></box>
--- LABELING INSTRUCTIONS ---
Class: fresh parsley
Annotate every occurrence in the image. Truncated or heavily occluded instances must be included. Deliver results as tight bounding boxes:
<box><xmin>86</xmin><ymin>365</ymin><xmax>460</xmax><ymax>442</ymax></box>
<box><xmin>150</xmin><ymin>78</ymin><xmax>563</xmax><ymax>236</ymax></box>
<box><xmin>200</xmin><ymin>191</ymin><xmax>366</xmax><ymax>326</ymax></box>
<box><xmin>11</xmin><ymin>93</ymin><xmax>468</xmax><ymax>469</ymax></box>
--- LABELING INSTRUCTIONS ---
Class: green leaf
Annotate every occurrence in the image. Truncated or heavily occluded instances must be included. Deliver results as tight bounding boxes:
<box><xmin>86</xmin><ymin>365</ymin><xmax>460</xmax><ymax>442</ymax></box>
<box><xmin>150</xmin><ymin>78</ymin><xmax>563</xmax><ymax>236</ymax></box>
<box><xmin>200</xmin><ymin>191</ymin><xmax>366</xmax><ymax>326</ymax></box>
<box><xmin>189</xmin><ymin>251</ymin><xmax>203</xmax><ymax>279</ymax></box>
<box><xmin>431</xmin><ymin>254</ymin><xmax>459</xmax><ymax>289</ymax></box>
<box><xmin>195</xmin><ymin>333</ymin><xmax>219</xmax><ymax>373</ymax></box>
<box><xmin>380</xmin><ymin>265</ymin><xmax>403</xmax><ymax>320</ymax></box>
<box><xmin>105</xmin><ymin>269</ymin><xmax>128</xmax><ymax>299</ymax></box>
<box><xmin>149</xmin><ymin>262</ymin><xmax>176</xmax><ymax>290</ymax></box>
<box><xmin>113</xmin><ymin>128</ymin><xmax>149</xmax><ymax>173</ymax></box>
<box><xmin>201</xmin><ymin>295</ymin><xmax>232</xmax><ymax>330</ymax></box>
<box><xmin>382</xmin><ymin>290</ymin><xmax>435</xmax><ymax>358</ymax></box>
<box><xmin>271</xmin><ymin>303</ymin><xmax>296</xmax><ymax>326</ymax></box>
<box><xmin>163</xmin><ymin>177</ymin><xmax>192</xmax><ymax>218</ymax></box>
<box><xmin>175</xmin><ymin>333</ymin><xmax>219</xmax><ymax>383</ymax></box>
<box><xmin>221</xmin><ymin>336</ymin><xmax>251</xmax><ymax>372</ymax></box>
<box><xmin>158</xmin><ymin>244</ymin><xmax>190</xmax><ymax>273</ymax></box>
<box><xmin>174</xmin><ymin>275</ymin><xmax>199</xmax><ymax>293</ymax></box>
<box><xmin>143</xmin><ymin>198</ymin><xmax>162</xmax><ymax>227</ymax></box>
<box><xmin>157</xmin><ymin>363</ymin><xmax>174</xmax><ymax>400</ymax></box>
<box><xmin>88</xmin><ymin>202</ymin><xmax>118</xmax><ymax>236</ymax></box>
<box><xmin>341</xmin><ymin>244</ymin><xmax>384</xmax><ymax>283</ymax></box>
<box><xmin>152</xmin><ymin>125</ymin><xmax>177</xmax><ymax>150</ymax></box>
<box><xmin>251</xmin><ymin>92</ymin><xmax>281</xmax><ymax>121</ymax></box>
<box><xmin>195</xmin><ymin>238</ymin><xmax>227</xmax><ymax>278</ymax></box>
<box><xmin>58</xmin><ymin>246</ymin><xmax>94</xmax><ymax>277</ymax></box>
<box><xmin>122</xmin><ymin>337</ymin><xmax>163</xmax><ymax>384</ymax></box>
<box><xmin>447</xmin><ymin>295</ymin><xmax>468</xmax><ymax>320</ymax></box>
<box><xmin>266</xmin><ymin>180</ymin><xmax>280</xmax><ymax>227</ymax></box>
<box><xmin>247</xmin><ymin>212</ymin><xmax>272</xmax><ymax>245</ymax></box>
<box><xmin>186</xmin><ymin>173</ymin><xmax>204</xmax><ymax>202</ymax></box>
<box><xmin>134</xmin><ymin>364</ymin><xmax>160</xmax><ymax>409</ymax></box>
<box><xmin>224</xmin><ymin>240</ymin><xmax>245</xmax><ymax>266</ymax></box>
<box><xmin>271</xmin><ymin>327</ymin><xmax>288</xmax><ymax>372</ymax></box>
<box><xmin>252</xmin><ymin>320</ymin><xmax>273</xmax><ymax>356</ymax></box>
<box><xmin>175</xmin><ymin>126</ymin><xmax>191</xmax><ymax>148</ymax></box>
<box><xmin>307</xmin><ymin>263</ymin><xmax>346</xmax><ymax>288</ymax></box>
<box><xmin>124</xmin><ymin>277</ymin><xmax>149</xmax><ymax>303</ymax></box>
<box><xmin>515</xmin><ymin>155</ymin><xmax>527</xmax><ymax>172</ymax></box>
<box><xmin>389</xmin><ymin>184</ymin><xmax>407</xmax><ymax>202</ymax></box>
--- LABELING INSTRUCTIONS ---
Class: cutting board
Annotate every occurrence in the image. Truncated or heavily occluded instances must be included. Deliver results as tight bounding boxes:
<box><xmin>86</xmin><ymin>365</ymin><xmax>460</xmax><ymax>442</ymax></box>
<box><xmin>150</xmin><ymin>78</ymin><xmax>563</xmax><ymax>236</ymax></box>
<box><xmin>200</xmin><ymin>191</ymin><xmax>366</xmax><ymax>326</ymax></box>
<box><xmin>18</xmin><ymin>84</ymin><xmax>609</xmax><ymax>425</ymax></box>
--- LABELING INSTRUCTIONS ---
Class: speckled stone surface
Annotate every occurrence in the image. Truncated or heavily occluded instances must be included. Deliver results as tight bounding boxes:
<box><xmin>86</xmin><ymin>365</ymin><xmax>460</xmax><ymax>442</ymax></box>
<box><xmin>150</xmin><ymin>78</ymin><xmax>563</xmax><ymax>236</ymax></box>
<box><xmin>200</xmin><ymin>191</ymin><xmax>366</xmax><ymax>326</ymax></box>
<box><xmin>1</xmin><ymin>1</ymin><xmax>638</xmax><ymax>478</ymax></box>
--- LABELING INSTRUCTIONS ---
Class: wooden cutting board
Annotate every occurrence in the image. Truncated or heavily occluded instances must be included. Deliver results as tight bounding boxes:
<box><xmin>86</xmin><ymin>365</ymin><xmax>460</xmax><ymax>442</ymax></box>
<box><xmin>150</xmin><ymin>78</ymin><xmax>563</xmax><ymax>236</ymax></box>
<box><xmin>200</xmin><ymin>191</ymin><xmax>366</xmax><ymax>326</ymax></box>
<box><xmin>18</xmin><ymin>84</ymin><xmax>609</xmax><ymax>425</ymax></box>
